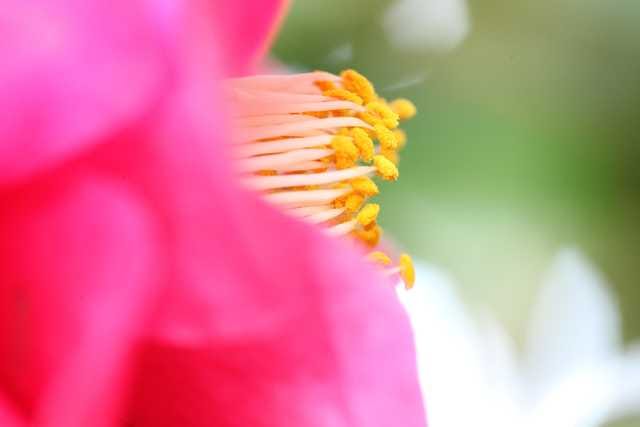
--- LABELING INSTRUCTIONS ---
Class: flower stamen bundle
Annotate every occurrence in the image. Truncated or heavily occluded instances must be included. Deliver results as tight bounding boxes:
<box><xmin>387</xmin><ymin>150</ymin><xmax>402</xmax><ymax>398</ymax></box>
<box><xmin>228</xmin><ymin>70</ymin><xmax>416</xmax><ymax>288</ymax></box>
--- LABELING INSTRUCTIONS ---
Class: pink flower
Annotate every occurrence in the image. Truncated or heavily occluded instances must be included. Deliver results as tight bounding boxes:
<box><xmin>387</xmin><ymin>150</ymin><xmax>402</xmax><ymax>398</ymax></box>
<box><xmin>0</xmin><ymin>1</ymin><xmax>426</xmax><ymax>426</ymax></box>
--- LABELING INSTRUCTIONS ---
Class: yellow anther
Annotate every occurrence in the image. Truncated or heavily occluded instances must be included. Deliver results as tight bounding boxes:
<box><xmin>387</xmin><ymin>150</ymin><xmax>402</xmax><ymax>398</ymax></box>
<box><xmin>354</xmin><ymin>224</ymin><xmax>382</xmax><ymax>247</ymax></box>
<box><xmin>367</xmin><ymin>251</ymin><xmax>392</xmax><ymax>266</ymax></box>
<box><xmin>357</xmin><ymin>203</ymin><xmax>380</xmax><ymax>227</ymax></box>
<box><xmin>350</xmin><ymin>176</ymin><xmax>379</xmax><ymax>197</ymax></box>
<box><xmin>331</xmin><ymin>136</ymin><xmax>359</xmax><ymax>169</ymax></box>
<box><xmin>375</xmin><ymin>123</ymin><xmax>398</xmax><ymax>150</ymax></box>
<box><xmin>315</xmin><ymin>80</ymin><xmax>336</xmax><ymax>91</ymax></box>
<box><xmin>373</xmin><ymin>155</ymin><xmax>399</xmax><ymax>181</ymax></box>
<box><xmin>380</xmin><ymin>147</ymin><xmax>399</xmax><ymax>165</ymax></box>
<box><xmin>399</xmin><ymin>253</ymin><xmax>415</xmax><ymax>289</ymax></box>
<box><xmin>360</xmin><ymin>102</ymin><xmax>399</xmax><ymax>129</ymax></box>
<box><xmin>390</xmin><ymin>98</ymin><xmax>417</xmax><ymax>120</ymax></box>
<box><xmin>323</xmin><ymin>89</ymin><xmax>363</xmax><ymax>105</ymax></box>
<box><xmin>256</xmin><ymin>170</ymin><xmax>277</xmax><ymax>176</ymax></box>
<box><xmin>351</xmin><ymin>128</ymin><xmax>374</xmax><ymax>162</ymax></box>
<box><xmin>344</xmin><ymin>192</ymin><xmax>365</xmax><ymax>212</ymax></box>
<box><xmin>341</xmin><ymin>69</ymin><xmax>376</xmax><ymax>104</ymax></box>
<box><xmin>393</xmin><ymin>129</ymin><xmax>407</xmax><ymax>150</ymax></box>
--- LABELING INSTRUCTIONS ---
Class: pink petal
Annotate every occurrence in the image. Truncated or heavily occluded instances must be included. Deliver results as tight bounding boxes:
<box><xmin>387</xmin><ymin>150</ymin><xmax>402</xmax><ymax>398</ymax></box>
<box><xmin>83</xmin><ymin>19</ymin><xmax>426</xmax><ymax>421</ymax></box>
<box><xmin>209</xmin><ymin>0</ymin><xmax>291</xmax><ymax>75</ymax></box>
<box><xmin>0</xmin><ymin>0</ymin><xmax>167</xmax><ymax>185</ymax></box>
<box><xmin>125</xmin><ymin>221</ymin><xmax>427</xmax><ymax>426</ymax></box>
<box><xmin>0</xmin><ymin>172</ymin><xmax>157</xmax><ymax>427</ymax></box>
<box><xmin>0</xmin><ymin>395</ymin><xmax>23</xmax><ymax>427</ymax></box>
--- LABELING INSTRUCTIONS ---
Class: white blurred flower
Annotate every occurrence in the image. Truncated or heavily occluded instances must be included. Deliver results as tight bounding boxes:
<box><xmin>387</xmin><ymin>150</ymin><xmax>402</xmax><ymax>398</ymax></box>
<box><xmin>398</xmin><ymin>249</ymin><xmax>640</xmax><ymax>427</ymax></box>
<box><xmin>383</xmin><ymin>0</ymin><xmax>470</xmax><ymax>52</ymax></box>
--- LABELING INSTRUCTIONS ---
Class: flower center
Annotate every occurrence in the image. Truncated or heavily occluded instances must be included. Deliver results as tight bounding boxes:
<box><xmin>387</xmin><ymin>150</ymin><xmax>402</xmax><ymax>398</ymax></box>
<box><xmin>227</xmin><ymin>69</ymin><xmax>415</xmax><ymax>288</ymax></box>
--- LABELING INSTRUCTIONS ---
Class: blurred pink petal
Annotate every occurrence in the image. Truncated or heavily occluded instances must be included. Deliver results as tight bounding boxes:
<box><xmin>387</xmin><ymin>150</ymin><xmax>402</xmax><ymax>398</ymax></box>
<box><xmin>210</xmin><ymin>0</ymin><xmax>290</xmax><ymax>75</ymax></box>
<box><xmin>0</xmin><ymin>0</ymin><xmax>168</xmax><ymax>184</ymax></box>
<box><xmin>0</xmin><ymin>395</ymin><xmax>23</xmax><ymax>427</ymax></box>
<box><xmin>0</xmin><ymin>174</ymin><xmax>157</xmax><ymax>427</ymax></box>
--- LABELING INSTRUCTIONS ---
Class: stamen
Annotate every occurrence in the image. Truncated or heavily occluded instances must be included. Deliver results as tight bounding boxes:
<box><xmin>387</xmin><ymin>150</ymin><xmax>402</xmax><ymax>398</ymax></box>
<box><xmin>243</xmin><ymin>166</ymin><xmax>375</xmax><ymax>190</ymax></box>
<box><xmin>390</xmin><ymin>98</ymin><xmax>417</xmax><ymax>120</ymax></box>
<box><xmin>227</xmin><ymin>69</ymin><xmax>417</xmax><ymax>287</ymax></box>
<box><xmin>399</xmin><ymin>254</ymin><xmax>415</xmax><ymax>289</ymax></box>
<box><xmin>373</xmin><ymin>155</ymin><xmax>399</xmax><ymax>180</ymax></box>
<box><xmin>367</xmin><ymin>251</ymin><xmax>392</xmax><ymax>266</ymax></box>
<box><xmin>356</xmin><ymin>203</ymin><xmax>380</xmax><ymax>227</ymax></box>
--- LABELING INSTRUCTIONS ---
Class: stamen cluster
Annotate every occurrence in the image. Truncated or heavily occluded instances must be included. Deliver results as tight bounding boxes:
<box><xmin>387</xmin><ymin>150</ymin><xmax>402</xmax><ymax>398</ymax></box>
<box><xmin>227</xmin><ymin>69</ymin><xmax>416</xmax><ymax>288</ymax></box>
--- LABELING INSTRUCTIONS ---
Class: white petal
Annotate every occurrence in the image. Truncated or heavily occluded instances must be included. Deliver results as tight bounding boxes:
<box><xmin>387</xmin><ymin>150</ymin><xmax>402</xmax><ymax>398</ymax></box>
<box><xmin>383</xmin><ymin>0</ymin><xmax>471</xmax><ymax>52</ymax></box>
<box><xmin>525</xmin><ymin>363</ymin><xmax>618</xmax><ymax>427</ymax></box>
<box><xmin>609</xmin><ymin>342</ymin><xmax>640</xmax><ymax>420</ymax></box>
<box><xmin>398</xmin><ymin>263</ymin><xmax>520</xmax><ymax>426</ymax></box>
<box><xmin>525</xmin><ymin>248</ymin><xmax>621</xmax><ymax>393</ymax></box>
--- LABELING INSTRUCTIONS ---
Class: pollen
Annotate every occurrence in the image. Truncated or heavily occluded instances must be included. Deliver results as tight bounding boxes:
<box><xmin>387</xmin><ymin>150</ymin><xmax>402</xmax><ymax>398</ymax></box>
<box><xmin>350</xmin><ymin>177</ymin><xmax>379</xmax><ymax>197</ymax></box>
<box><xmin>399</xmin><ymin>253</ymin><xmax>415</xmax><ymax>289</ymax></box>
<box><xmin>344</xmin><ymin>192</ymin><xmax>365</xmax><ymax>212</ymax></box>
<box><xmin>341</xmin><ymin>69</ymin><xmax>376</xmax><ymax>104</ymax></box>
<box><xmin>375</xmin><ymin>123</ymin><xmax>398</xmax><ymax>150</ymax></box>
<box><xmin>360</xmin><ymin>102</ymin><xmax>399</xmax><ymax>129</ymax></box>
<box><xmin>351</xmin><ymin>128</ymin><xmax>374</xmax><ymax>162</ymax></box>
<box><xmin>227</xmin><ymin>69</ymin><xmax>416</xmax><ymax>288</ymax></box>
<box><xmin>331</xmin><ymin>136</ymin><xmax>359</xmax><ymax>169</ymax></box>
<box><xmin>380</xmin><ymin>147</ymin><xmax>399</xmax><ymax>165</ymax></box>
<box><xmin>354</xmin><ymin>224</ymin><xmax>382</xmax><ymax>247</ymax></box>
<box><xmin>390</xmin><ymin>98</ymin><xmax>417</xmax><ymax>120</ymax></box>
<box><xmin>393</xmin><ymin>129</ymin><xmax>407</xmax><ymax>149</ymax></box>
<box><xmin>367</xmin><ymin>251</ymin><xmax>392</xmax><ymax>266</ymax></box>
<box><xmin>357</xmin><ymin>203</ymin><xmax>380</xmax><ymax>227</ymax></box>
<box><xmin>323</xmin><ymin>89</ymin><xmax>363</xmax><ymax>105</ymax></box>
<box><xmin>373</xmin><ymin>155</ymin><xmax>399</xmax><ymax>181</ymax></box>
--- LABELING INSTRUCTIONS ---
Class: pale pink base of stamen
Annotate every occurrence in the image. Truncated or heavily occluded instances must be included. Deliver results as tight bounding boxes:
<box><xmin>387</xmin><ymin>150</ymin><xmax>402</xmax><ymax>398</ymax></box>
<box><xmin>233</xmin><ymin>135</ymin><xmax>333</xmax><ymax>157</ymax></box>
<box><xmin>326</xmin><ymin>219</ymin><xmax>357</xmax><ymax>236</ymax></box>
<box><xmin>242</xmin><ymin>166</ymin><xmax>375</xmax><ymax>190</ymax></box>
<box><xmin>275</xmin><ymin>161</ymin><xmax>327</xmax><ymax>173</ymax></box>
<box><xmin>238</xmin><ymin>117</ymin><xmax>372</xmax><ymax>142</ymax></box>
<box><xmin>306</xmin><ymin>208</ymin><xmax>346</xmax><ymax>224</ymax></box>
<box><xmin>263</xmin><ymin>188</ymin><xmax>350</xmax><ymax>207</ymax></box>
<box><xmin>238</xmin><ymin>149</ymin><xmax>333</xmax><ymax>172</ymax></box>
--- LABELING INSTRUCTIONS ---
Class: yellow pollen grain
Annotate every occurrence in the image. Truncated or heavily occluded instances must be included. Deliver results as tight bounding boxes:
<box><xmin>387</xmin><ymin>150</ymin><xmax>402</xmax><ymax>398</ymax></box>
<box><xmin>361</xmin><ymin>102</ymin><xmax>399</xmax><ymax>129</ymax></box>
<box><xmin>399</xmin><ymin>253</ymin><xmax>415</xmax><ymax>289</ymax></box>
<box><xmin>380</xmin><ymin>147</ymin><xmax>399</xmax><ymax>165</ymax></box>
<box><xmin>373</xmin><ymin>155</ymin><xmax>399</xmax><ymax>181</ymax></box>
<box><xmin>344</xmin><ymin>193</ymin><xmax>365</xmax><ymax>212</ymax></box>
<box><xmin>367</xmin><ymin>251</ymin><xmax>392</xmax><ymax>266</ymax></box>
<box><xmin>331</xmin><ymin>136</ymin><xmax>359</xmax><ymax>169</ymax></box>
<box><xmin>323</xmin><ymin>89</ymin><xmax>363</xmax><ymax>105</ymax></box>
<box><xmin>356</xmin><ymin>203</ymin><xmax>380</xmax><ymax>227</ymax></box>
<box><xmin>350</xmin><ymin>176</ymin><xmax>379</xmax><ymax>197</ymax></box>
<box><xmin>341</xmin><ymin>69</ymin><xmax>376</xmax><ymax>104</ymax></box>
<box><xmin>351</xmin><ymin>128</ymin><xmax>374</xmax><ymax>162</ymax></box>
<box><xmin>390</xmin><ymin>98</ymin><xmax>417</xmax><ymax>120</ymax></box>
<box><xmin>375</xmin><ymin>123</ymin><xmax>398</xmax><ymax>150</ymax></box>
<box><xmin>393</xmin><ymin>129</ymin><xmax>407</xmax><ymax>149</ymax></box>
<box><xmin>354</xmin><ymin>224</ymin><xmax>382</xmax><ymax>247</ymax></box>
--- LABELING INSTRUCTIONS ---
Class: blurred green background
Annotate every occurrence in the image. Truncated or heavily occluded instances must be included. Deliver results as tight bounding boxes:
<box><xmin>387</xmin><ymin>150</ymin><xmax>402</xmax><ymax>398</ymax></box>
<box><xmin>272</xmin><ymin>1</ymin><xmax>639</xmax><ymax>424</ymax></box>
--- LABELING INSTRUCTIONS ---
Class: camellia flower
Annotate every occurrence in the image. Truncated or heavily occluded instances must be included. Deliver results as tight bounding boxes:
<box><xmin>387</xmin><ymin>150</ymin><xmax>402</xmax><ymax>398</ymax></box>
<box><xmin>399</xmin><ymin>249</ymin><xmax>640</xmax><ymax>427</ymax></box>
<box><xmin>0</xmin><ymin>1</ymin><xmax>426</xmax><ymax>427</ymax></box>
